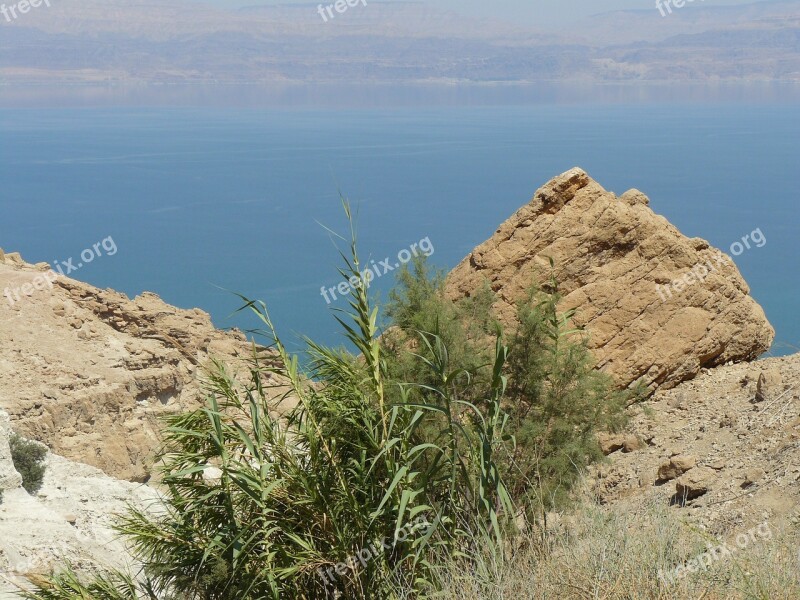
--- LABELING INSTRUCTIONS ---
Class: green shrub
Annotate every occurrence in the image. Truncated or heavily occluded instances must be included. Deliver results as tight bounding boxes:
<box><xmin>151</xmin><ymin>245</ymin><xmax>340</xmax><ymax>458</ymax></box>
<box><xmin>10</xmin><ymin>433</ymin><xmax>47</xmax><ymax>495</ymax></box>
<box><xmin>383</xmin><ymin>257</ymin><xmax>639</xmax><ymax>513</ymax></box>
<box><xmin>503</xmin><ymin>274</ymin><xmax>635</xmax><ymax>509</ymax></box>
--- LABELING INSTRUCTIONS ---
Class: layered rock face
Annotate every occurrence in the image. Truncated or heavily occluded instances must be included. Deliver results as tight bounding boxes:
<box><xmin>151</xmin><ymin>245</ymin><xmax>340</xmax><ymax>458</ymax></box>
<box><xmin>445</xmin><ymin>168</ymin><xmax>774</xmax><ymax>391</ymax></box>
<box><xmin>0</xmin><ymin>409</ymin><xmax>158</xmax><ymax>597</ymax></box>
<box><xmin>0</xmin><ymin>411</ymin><xmax>23</xmax><ymax>492</ymax></box>
<box><xmin>0</xmin><ymin>252</ymin><xmax>285</xmax><ymax>482</ymax></box>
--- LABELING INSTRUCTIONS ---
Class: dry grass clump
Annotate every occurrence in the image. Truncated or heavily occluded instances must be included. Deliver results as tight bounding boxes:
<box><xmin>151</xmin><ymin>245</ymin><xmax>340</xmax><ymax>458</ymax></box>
<box><xmin>434</xmin><ymin>496</ymin><xmax>800</xmax><ymax>600</ymax></box>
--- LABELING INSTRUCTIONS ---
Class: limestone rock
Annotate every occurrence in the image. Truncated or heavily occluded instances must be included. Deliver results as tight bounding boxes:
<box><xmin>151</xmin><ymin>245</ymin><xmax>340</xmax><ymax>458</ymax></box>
<box><xmin>622</xmin><ymin>435</ymin><xmax>644</xmax><ymax>453</ymax></box>
<box><xmin>0</xmin><ymin>411</ymin><xmax>23</xmax><ymax>491</ymax></box>
<box><xmin>743</xmin><ymin>467</ymin><xmax>765</xmax><ymax>487</ymax></box>
<box><xmin>203</xmin><ymin>466</ymin><xmax>223</xmax><ymax>482</ymax></box>
<box><xmin>445</xmin><ymin>168</ymin><xmax>774</xmax><ymax>392</ymax></box>
<box><xmin>0</xmin><ymin>451</ymin><xmax>159</xmax><ymax>595</ymax></box>
<box><xmin>658</xmin><ymin>454</ymin><xmax>696</xmax><ymax>482</ymax></box>
<box><xmin>620</xmin><ymin>188</ymin><xmax>650</xmax><ymax>206</ymax></box>
<box><xmin>675</xmin><ymin>466</ymin><xmax>716</xmax><ymax>501</ymax></box>
<box><xmin>590</xmin><ymin>353</ymin><xmax>800</xmax><ymax>532</ymax></box>
<box><xmin>598</xmin><ymin>433</ymin><xmax>626</xmax><ymax>455</ymax></box>
<box><xmin>3</xmin><ymin>251</ymin><xmax>24</xmax><ymax>266</ymax></box>
<box><xmin>755</xmin><ymin>368</ymin><xmax>783</xmax><ymax>403</ymax></box>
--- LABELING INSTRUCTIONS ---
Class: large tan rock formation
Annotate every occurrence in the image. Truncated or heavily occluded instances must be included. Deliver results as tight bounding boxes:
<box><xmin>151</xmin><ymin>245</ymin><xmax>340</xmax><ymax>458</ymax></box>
<box><xmin>445</xmin><ymin>168</ymin><xmax>774</xmax><ymax>391</ymax></box>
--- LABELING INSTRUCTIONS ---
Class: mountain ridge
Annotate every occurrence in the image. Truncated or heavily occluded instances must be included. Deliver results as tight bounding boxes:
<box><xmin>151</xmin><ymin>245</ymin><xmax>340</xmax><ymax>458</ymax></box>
<box><xmin>2</xmin><ymin>0</ymin><xmax>799</xmax><ymax>83</ymax></box>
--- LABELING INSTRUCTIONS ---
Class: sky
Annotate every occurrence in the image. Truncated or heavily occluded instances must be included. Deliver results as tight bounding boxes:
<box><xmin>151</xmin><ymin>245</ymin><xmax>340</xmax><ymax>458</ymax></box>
<box><xmin>197</xmin><ymin>0</ymin><xmax>782</xmax><ymax>25</ymax></box>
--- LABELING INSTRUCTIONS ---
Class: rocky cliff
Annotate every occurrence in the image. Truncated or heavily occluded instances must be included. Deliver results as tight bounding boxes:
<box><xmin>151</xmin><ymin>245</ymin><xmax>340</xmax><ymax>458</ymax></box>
<box><xmin>0</xmin><ymin>409</ymin><xmax>157</xmax><ymax>598</ymax></box>
<box><xmin>0</xmin><ymin>251</ymin><xmax>285</xmax><ymax>482</ymax></box>
<box><xmin>445</xmin><ymin>168</ymin><xmax>775</xmax><ymax>392</ymax></box>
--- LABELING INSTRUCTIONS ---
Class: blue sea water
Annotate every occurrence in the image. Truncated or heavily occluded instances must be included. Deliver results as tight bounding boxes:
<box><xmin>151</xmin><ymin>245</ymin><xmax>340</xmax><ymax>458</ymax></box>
<box><xmin>1</xmin><ymin>85</ymin><xmax>798</xmax><ymax>355</ymax></box>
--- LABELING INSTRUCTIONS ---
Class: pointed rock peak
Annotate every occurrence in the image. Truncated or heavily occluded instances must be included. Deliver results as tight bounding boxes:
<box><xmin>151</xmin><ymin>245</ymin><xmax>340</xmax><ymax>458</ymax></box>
<box><xmin>532</xmin><ymin>167</ymin><xmax>593</xmax><ymax>215</ymax></box>
<box><xmin>447</xmin><ymin>169</ymin><xmax>774</xmax><ymax>393</ymax></box>
<box><xmin>620</xmin><ymin>189</ymin><xmax>650</xmax><ymax>206</ymax></box>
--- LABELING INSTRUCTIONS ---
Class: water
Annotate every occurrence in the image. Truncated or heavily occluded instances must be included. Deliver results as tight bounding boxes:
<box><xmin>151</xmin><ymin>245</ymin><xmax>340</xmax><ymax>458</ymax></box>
<box><xmin>1</xmin><ymin>85</ymin><xmax>798</xmax><ymax>355</ymax></box>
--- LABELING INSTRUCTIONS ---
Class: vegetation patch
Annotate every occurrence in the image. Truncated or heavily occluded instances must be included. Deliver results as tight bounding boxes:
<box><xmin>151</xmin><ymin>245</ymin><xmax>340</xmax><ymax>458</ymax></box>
<box><xmin>10</xmin><ymin>433</ymin><xmax>47</xmax><ymax>495</ymax></box>
<box><xmin>20</xmin><ymin>205</ymin><xmax>640</xmax><ymax>599</ymax></box>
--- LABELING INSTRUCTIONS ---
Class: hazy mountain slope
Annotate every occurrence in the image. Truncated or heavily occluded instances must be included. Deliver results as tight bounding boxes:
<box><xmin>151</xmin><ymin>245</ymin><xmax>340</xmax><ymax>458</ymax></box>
<box><xmin>1</xmin><ymin>0</ymin><xmax>799</xmax><ymax>83</ymax></box>
<box><xmin>573</xmin><ymin>0</ymin><xmax>800</xmax><ymax>45</ymax></box>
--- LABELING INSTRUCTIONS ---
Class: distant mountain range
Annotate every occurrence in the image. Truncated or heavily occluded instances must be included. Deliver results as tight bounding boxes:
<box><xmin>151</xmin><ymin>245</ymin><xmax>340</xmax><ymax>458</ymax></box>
<box><xmin>1</xmin><ymin>0</ymin><xmax>799</xmax><ymax>83</ymax></box>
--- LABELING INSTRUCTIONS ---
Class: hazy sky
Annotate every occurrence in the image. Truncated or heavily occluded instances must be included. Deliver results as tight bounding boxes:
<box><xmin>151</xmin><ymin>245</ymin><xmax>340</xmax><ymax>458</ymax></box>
<box><xmin>197</xmin><ymin>0</ymin><xmax>782</xmax><ymax>25</ymax></box>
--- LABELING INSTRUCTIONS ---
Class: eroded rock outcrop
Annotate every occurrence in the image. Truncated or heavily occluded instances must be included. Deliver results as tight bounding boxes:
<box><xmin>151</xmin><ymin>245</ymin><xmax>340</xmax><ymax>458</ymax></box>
<box><xmin>0</xmin><ymin>411</ymin><xmax>22</xmax><ymax>492</ymax></box>
<box><xmin>445</xmin><ymin>168</ymin><xmax>774</xmax><ymax>392</ymax></box>
<box><xmin>0</xmin><ymin>410</ymin><xmax>158</xmax><ymax>596</ymax></box>
<box><xmin>0</xmin><ymin>252</ymin><xmax>288</xmax><ymax>482</ymax></box>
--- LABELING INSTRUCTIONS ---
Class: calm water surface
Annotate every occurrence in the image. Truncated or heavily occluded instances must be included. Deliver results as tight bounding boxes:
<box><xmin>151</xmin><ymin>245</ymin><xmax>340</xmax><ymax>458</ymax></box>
<box><xmin>1</xmin><ymin>85</ymin><xmax>797</xmax><ymax>354</ymax></box>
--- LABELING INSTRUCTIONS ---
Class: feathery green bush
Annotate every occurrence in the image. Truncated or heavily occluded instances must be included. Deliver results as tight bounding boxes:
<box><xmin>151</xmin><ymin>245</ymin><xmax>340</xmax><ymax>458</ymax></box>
<box><xmin>10</xmin><ymin>433</ymin><xmax>47</xmax><ymax>495</ymax></box>
<box><xmin>383</xmin><ymin>256</ymin><xmax>637</xmax><ymax>512</ymax></box>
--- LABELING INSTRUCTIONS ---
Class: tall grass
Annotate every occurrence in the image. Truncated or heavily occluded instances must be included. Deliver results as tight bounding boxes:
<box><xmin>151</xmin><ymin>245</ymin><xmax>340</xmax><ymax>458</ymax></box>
<box><xmin>434</xmin><ymin>496</ymin><xmax>800</xmax><ymax>600</ymax></box>
<box><xmin>22</xmin><ymin>201</ymin><xmax>516</xmax><ymax>599</ymax></box>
